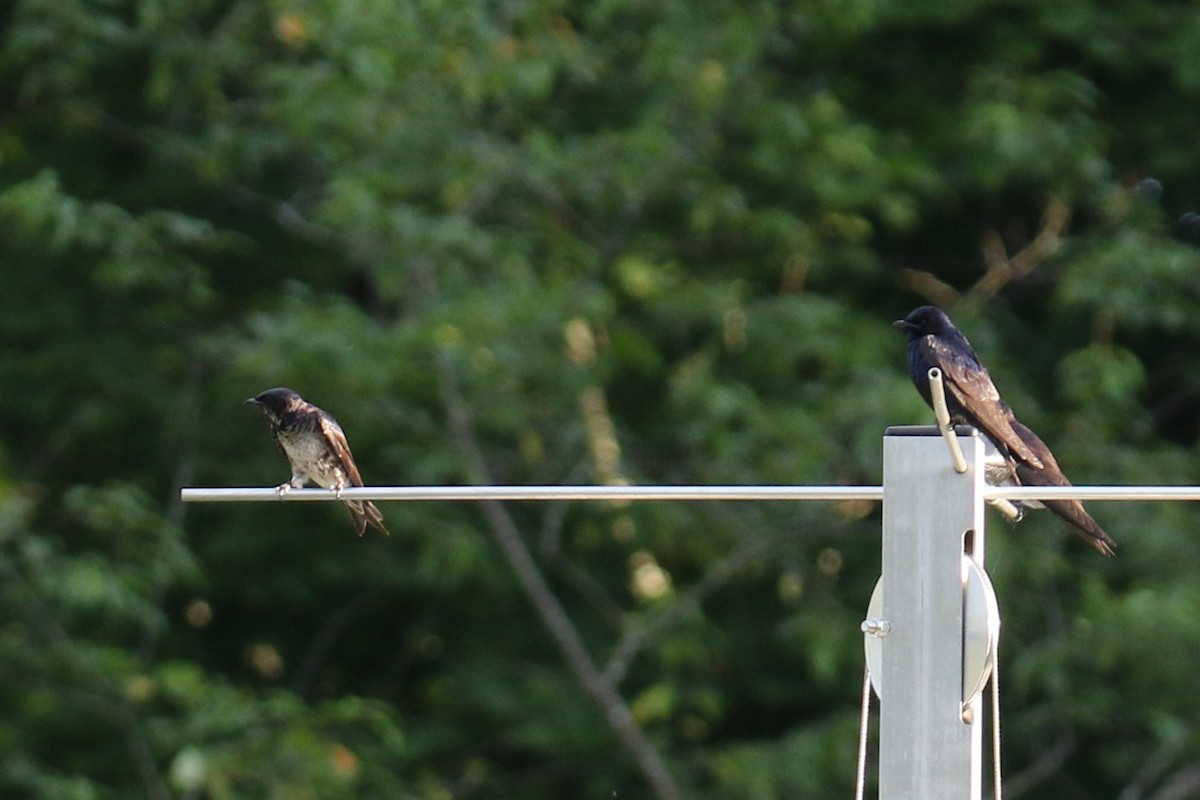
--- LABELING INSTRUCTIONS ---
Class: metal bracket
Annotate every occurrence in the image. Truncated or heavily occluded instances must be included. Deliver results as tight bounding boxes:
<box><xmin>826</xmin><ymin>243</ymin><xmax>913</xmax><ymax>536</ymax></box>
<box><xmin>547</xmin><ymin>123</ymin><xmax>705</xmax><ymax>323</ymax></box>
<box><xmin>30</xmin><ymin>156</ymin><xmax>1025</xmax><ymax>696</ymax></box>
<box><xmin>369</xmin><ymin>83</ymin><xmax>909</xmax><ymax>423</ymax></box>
<box><xmin>927</xmin><ymin>367</ymin><xmax>1023</xmax><ymax>523</ymax></box>
<box><xmin>927</xmin><ymin>367</ymin><xmax>968</xmax><ymax>474</ymax></box>
<box><xmin>982</xmin><ymin>446</ymin><xmax>1025</xmax><ymax>523</ymax></box>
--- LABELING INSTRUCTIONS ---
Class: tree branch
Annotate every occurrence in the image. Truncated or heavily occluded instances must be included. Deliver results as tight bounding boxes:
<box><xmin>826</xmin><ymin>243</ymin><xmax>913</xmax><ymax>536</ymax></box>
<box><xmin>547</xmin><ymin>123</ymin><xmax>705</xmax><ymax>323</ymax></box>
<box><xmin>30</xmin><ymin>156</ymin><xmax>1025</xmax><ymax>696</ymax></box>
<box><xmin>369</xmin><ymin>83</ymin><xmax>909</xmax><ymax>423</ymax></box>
<box><xmin>972</xmin><ymin>197</ymin><xmax>1071</xmax><ymax>299</ymax></box>
<box><xmin>291</xmin><ymin>586</ymin><xmax>385</xmax><ymax>699</ymax></box>
<box><xmin>1118</xmin><ymin>730</ymin><xmax>1190</xmax><ymax>800</ymax></box>
<box><xmin>538</xmin><ymin>477</ymin><xmax>626</xmax><ymax>628</ymax></box>
<box><xmin>0</xmin><ymin>558</ymin><xmax>175</xmax><ymax>800</ymax></box>
<box><xmin>140</xmin><ymin>358</ymin><xmax>203</xmax><ymax>664</ymax></box>
<box><xmin>896</xmin><ymin>268</ymin><xmax>961</xmax><ymax>307</ymax></box>
<box><xmin>897</xmin><ymin>197</ymin><xmax>1071</xmax><ymax>305</ymax></box>
<box><xmin>433</xmin><ymin>349</ymin><xmax>682</xmax><ymax>800</ymax></box>
<box><xmin>604</xmin><ymin>531</ymin><xmax>771</xmax><ymax>686</ymax></box>
<box><xmin>1003</xmin><ymin>731</ymin><xmax>1076</xmax><ymax>797</ymax></box>
<box><xmin>1149</xmin><ymin>764</ymin><xmax>1200</xmax><ymax>800</ymax></box>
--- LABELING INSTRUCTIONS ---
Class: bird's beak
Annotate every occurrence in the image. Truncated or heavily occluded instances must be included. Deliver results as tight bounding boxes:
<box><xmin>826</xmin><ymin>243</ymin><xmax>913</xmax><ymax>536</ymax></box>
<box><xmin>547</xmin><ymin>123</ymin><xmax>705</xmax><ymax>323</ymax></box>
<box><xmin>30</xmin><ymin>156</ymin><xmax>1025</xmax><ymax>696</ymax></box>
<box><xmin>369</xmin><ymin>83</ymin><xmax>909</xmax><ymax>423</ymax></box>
<box><xmin>893</xmin><ymin>319</ymin><xmax>915</xmax><ymax>330</ymax></box>
<box><xmin>244</xmin><ymin>397</ymin><xmax>261</xmax><ymax>406</ymax></box>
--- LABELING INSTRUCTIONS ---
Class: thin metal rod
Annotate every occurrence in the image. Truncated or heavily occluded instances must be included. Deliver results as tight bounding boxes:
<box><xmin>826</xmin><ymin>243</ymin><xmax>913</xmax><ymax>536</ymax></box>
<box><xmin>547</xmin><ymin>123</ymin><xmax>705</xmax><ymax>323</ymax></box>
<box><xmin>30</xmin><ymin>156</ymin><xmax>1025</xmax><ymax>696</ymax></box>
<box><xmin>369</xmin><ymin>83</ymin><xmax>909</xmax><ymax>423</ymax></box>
<box><xmin>928</xmin><ymin>367</ymin><xmax>968</xmax><ymax>473</ymax></box>
<box><xmin>180</xmin><ymin>485</ymin><xmax>886</xmax><ymax>503</ymax></box>
<box><xmin>984</xmin><ymin>486</ymin><xmax>1200</xmax><ymax>502</ymax></box>
<box><xmin>179</xmin><ymin>485</ymin><xmax>1200</xmax><ymax>504</ymax></box>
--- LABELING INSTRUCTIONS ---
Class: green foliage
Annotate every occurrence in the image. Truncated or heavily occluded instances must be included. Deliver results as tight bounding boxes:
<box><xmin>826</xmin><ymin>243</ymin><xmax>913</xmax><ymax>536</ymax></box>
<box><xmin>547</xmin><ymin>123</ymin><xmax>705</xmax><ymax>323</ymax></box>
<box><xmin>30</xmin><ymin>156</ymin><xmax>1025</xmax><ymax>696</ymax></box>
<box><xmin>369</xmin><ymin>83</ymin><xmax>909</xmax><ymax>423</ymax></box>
<box><xmin>2</xmin><ymin>0</ymin><xmax>1200</xmax><ymax>797</ymax></box>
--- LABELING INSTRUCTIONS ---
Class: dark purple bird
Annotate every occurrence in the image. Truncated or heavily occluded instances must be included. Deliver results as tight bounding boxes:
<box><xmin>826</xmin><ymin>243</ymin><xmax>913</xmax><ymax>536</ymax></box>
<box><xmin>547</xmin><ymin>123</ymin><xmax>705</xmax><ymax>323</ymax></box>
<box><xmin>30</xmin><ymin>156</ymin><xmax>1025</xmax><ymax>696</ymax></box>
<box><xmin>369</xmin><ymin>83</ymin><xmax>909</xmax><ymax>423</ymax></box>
<box><xmin>894</xmin><ymin>306</ymin><xmax>1115</xmax><ymax>556</ymax></box>
<box><xmin>246</xmin><ymin>387</ymin><xmax>388</xmax><ymax>536</ymax></box>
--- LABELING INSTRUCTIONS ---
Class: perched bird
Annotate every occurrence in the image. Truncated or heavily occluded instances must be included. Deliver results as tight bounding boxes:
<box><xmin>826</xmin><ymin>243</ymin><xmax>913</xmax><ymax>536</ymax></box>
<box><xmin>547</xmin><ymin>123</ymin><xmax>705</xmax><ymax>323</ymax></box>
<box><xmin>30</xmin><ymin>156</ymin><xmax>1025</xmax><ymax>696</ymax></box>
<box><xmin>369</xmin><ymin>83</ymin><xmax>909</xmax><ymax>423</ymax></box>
<box><xmin>893</xmin><ymin>306</ymin><xmax>1042</xmax><ymax>468</ymax></box>
<box><xmin>894</xmin><ymin>306</ymin><xmax>1116</xmax><ymax>556</ymax></box>
<box><xmin>246</xmin><ymin>387</ymin><xmax>388</xmax><ymax>536</ymax></box>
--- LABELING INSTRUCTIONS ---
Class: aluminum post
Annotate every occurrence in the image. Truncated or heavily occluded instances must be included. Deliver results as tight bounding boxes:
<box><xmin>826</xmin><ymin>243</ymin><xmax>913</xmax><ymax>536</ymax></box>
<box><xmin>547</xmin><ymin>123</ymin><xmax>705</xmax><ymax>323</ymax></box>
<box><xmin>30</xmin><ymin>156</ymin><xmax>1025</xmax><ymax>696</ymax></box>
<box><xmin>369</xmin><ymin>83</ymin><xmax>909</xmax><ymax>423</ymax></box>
<box><xmin>879</xmin><ymin>426</ymin><xmax>988</xmax><ymax>800</ymax></box>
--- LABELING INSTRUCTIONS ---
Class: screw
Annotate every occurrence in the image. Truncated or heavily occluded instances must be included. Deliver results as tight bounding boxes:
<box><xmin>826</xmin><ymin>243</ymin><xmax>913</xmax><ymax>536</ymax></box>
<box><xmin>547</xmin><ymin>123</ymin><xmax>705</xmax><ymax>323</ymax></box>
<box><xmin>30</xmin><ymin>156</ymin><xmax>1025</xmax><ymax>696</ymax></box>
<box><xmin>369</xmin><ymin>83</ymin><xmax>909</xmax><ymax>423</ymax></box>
<box><xmin>861</xmin><ymin>618</ymin><xmax>891</xmax><ymax>637</ymax></box>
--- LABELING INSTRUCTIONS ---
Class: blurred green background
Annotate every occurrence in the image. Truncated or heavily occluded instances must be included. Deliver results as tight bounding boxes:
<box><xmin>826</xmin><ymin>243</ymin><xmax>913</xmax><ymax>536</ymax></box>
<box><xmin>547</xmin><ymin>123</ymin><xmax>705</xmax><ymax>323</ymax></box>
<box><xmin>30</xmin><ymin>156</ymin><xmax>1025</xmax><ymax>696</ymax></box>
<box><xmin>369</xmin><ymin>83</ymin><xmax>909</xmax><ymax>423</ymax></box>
<box><xmin>3</xmin><ymin>0</ymin><xmax>1200</xmax><ymax>797</ymax></box>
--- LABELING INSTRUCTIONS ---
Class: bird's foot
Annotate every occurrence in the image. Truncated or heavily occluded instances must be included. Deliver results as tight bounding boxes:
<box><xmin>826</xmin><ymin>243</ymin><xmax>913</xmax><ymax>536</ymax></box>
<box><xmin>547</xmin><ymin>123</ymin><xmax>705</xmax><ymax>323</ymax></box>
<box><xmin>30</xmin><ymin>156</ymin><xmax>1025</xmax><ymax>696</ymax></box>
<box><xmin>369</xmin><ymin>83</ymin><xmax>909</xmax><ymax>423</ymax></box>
<box><xmin>988</xmin><ymin>497</ymin><xmax>1025</xmax><ymax>524</ymax></box>
<box><xmin>334</xmin><ymin>485</ymin><xmax>345</xmax><ymax>500</ymax></box>
<box><xmin>275</xmin><ymin>482</ymin><xmax>292</xmax><ymax>499</ymax></box>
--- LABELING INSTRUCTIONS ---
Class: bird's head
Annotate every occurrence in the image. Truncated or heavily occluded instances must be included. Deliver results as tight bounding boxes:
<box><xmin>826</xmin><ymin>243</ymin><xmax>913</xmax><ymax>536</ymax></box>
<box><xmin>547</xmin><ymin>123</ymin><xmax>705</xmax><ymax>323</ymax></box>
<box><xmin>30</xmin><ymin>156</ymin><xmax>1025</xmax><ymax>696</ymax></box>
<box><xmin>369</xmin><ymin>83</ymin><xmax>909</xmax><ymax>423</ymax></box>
<box><xmin>245</xmin><ymin>387</ymin><xmax>304</xmax><ymax>421</ymax></box>
<box><xmin>893</xmin><ymin>305</ymin><xmax>954</xmax><ymax>339</ymax></box>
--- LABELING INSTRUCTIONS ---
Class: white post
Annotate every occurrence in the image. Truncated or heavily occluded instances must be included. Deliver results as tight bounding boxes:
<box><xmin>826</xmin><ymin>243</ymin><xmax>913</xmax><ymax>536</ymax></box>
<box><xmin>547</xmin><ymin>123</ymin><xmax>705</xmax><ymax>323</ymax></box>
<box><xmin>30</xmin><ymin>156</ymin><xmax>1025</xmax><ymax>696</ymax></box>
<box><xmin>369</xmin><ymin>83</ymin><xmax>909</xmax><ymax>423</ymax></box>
<box><xmin>879</xmin><ymin>426</ymin><xmax>987</xmax><ymax>800</ymax></box>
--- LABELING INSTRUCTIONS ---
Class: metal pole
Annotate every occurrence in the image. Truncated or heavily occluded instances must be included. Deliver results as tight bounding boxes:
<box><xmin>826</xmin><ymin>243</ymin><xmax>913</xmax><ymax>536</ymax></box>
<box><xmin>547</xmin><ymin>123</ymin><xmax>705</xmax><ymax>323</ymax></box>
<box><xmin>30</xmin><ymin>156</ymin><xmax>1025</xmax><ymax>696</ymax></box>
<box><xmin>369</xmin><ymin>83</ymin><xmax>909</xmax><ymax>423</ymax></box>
<box><xmin>880</xmin><ymin>427</ymin><xmax>987</xmax><ymax>800</ymax></box>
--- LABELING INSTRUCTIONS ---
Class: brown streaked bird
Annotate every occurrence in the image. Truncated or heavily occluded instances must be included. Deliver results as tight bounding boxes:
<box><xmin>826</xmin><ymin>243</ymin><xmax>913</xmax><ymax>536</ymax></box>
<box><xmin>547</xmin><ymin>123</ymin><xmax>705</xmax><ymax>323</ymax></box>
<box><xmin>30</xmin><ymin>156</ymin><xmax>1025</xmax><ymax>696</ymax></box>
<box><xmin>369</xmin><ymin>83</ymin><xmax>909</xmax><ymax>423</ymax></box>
<box><xmin>246</xmin><ymin>387</ymin><xmax>388</xmax><ymax>536</ymax></box>
<box><xmin>894</xmin><ymin>306</ymin><xmax>1116</xmax><ymax>556</ymax></box>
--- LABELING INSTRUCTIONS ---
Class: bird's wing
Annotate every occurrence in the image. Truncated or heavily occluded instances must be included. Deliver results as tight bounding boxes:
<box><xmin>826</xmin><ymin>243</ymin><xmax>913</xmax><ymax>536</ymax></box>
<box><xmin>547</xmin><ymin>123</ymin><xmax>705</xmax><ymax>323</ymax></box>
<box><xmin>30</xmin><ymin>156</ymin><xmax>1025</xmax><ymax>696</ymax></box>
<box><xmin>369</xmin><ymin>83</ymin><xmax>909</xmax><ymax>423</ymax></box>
<box><xmin>923</xmin><ymin>336</ymin><xmax>1045</xmax><ymax>469</ymax></box>
<box><xmin>1007</xmin><ymin>420</ymin><xmax>1063</xmax><ymax>479</ymax></box>
<box><xmin>1010</xmin><ymin>421</ymin><xmax>1116</xmax><ymax>556</ymax></box>
<box><xmin>319</xmin><ymin>413</ymin><xmax>366</xmax><ymax>487</ymax></box>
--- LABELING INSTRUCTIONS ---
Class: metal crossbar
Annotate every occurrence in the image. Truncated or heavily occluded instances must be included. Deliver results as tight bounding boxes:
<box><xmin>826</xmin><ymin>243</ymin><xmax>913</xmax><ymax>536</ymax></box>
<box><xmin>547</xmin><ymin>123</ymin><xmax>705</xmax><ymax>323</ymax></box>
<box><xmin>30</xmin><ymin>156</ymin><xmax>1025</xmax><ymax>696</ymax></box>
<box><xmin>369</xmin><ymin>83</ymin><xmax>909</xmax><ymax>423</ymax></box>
<box><xmin>986</xmin><ymin>486</ymin><xmax>1200</xmax><ymax>501</ymax></box>
<box><xmin>180</xmin><ymin>486</ymin><xmax>885</xmax><ymax>503</ymax></box>
<box><xmin>180</xmin><ymin>485</ymin><xmax>1200</xmax><ymax>504</ymax></box>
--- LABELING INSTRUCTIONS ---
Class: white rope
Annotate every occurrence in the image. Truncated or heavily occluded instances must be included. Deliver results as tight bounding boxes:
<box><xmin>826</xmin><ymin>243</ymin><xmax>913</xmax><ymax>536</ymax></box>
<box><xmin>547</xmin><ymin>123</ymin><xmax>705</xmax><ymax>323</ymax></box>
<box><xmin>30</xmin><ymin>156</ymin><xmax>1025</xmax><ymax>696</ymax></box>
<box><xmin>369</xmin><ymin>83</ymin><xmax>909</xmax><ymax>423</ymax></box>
<box><xmin>855</xmin><ymin>666</ymin><xmax>872</xmax><ymax>800</ymax></box>
<box><xmin>991</xmin><ymin>650</ymin><xmax>1003</xmax><ymax>800</ymax></box>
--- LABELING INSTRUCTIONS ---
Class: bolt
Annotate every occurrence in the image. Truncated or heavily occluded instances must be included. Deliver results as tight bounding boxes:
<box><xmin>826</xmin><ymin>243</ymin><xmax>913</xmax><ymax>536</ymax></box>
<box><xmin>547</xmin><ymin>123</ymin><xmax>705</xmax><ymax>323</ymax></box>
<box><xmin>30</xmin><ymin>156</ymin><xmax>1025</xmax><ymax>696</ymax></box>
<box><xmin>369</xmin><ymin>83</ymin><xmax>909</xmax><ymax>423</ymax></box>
<box><xmin>861</xmin><ymin>618</ymin><xmax>891</xmax><ymax>637</ymax></box>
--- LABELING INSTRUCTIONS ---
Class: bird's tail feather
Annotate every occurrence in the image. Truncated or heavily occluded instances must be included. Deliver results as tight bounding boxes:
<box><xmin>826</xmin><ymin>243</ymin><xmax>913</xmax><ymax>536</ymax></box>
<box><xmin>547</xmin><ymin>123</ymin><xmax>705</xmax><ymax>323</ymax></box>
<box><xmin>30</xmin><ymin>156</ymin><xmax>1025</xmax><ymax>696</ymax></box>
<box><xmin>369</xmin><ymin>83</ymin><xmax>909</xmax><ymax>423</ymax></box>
<box><xmin>1010</xmin><ymin>420</ymin><xmax>1116</xmax><ymax>557</ymax></box>
<box><xmin>344</xmin><ymin>500</ymin><xmax>389</xmax><ymax>537</ymax></box>
<box><xmin>1040</xmin><ymin>497</ymin><xmax>1117</xmax><ymax>557</ymax></box>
